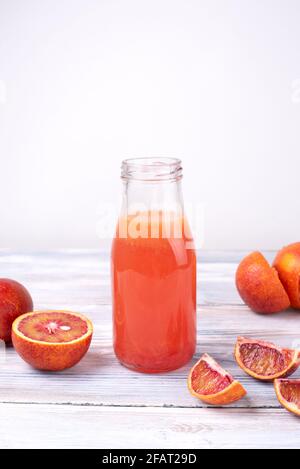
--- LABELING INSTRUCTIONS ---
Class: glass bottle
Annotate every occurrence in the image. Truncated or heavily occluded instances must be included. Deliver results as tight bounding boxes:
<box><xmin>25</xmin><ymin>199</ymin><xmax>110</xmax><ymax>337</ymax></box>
<box><xmin>111</xmin><ymin>158</ymin><xmax>196</xmax><ymax>373</ymax></box>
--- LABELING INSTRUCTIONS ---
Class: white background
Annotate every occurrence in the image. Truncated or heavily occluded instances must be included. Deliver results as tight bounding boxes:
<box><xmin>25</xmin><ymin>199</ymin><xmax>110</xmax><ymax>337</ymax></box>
<box><xmin>0</xmin><ymin>0</ymin><xmax>300</xmax><ymax>250</ymax></box>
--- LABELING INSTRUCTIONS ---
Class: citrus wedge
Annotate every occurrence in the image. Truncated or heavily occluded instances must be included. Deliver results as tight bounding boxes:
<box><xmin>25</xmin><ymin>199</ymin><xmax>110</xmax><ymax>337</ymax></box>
<box><xmin>12</xmin><ymin>310</ymin><xmax>93</xmax><ymax>371</ymax></box>
<box><xmin>235</xmin><ymin>337</ymin><xmax>300</xmax><ymax>381</ymax></box>
<box><xmin>188</xmin><ymin>353</ymin><xmax>246</xmax><ymax>405</ymax></box>
<box><xmin>274</xmin><ymin>379</ymin><xmax>300</xmax><ymax>417</ymax></box>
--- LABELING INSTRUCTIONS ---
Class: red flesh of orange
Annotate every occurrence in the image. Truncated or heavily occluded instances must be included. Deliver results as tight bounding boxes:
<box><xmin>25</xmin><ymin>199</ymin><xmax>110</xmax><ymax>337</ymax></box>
<box><xmin>12</xmin><ymin>311</ymin><xmax>93</xmax><ymax>371</ymax></box>
<box><xmin>274</xmin><ymin>379</ymin><xmax>300</xmax><ymax>416</ymax></box>
<box><xmin>235</xmin><ymin>337</ymin><xmax>300</xmax><ymax>381</ymax></box>
<box><xmin>18</xmin><ymin>311</ymin><xmax>88</xmax><ymax>343</ymax></box>
<box><xmin>188</xmin><ymin>354</ymin><xmax>247</xmax><ymax>405</ymax></box>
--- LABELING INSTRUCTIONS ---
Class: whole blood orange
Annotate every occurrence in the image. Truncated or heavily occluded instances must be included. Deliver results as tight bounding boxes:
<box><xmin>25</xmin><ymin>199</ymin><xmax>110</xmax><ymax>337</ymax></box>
<box><xmin>235</xmin><ymin>337</ymin><xmax>300</xmax><ymax>381</ymax></box>
<box><xmin>12</xmin><ymin>311</ymin><xmax>93</xmax><ymax>371</ymax></box>
<box><xmin>274</xmin><ymin>379</ymin><xmax>300</xmax><ymax>417</ymax></box>
<box><xmin>236</xmin><ymin>252</ymin><xmax>290</xmax><ymax>314</ymax></box>
<box><xmin>273</xmin><ymin>242</ymin><xmax>300</xmax><ymax>309</ymax></box>
<box><xmin>0</xmin><ymin>279</ymin><xmax>33</xmax><ymax>343</ymax></box>
<box><xmin>188</xmin><ymin>353</ymin><xmax>246</xmax><ymax>405</ymax></box>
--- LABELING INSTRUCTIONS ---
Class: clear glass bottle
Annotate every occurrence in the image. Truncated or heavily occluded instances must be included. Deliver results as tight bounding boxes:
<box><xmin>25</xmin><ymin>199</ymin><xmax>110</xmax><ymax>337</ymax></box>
<box><xmin>111</xmin><ymin>158</ymin><xmax>196</xmax><ymax>373</ymax></box>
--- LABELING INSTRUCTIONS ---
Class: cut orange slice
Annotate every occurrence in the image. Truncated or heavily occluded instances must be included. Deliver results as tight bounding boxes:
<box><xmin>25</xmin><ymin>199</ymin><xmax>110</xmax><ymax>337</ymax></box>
<box><xmin>274</xmin><ymin>379</ymin><xmax>300</xmax><ymax>417</ymax></box>
<box><xmin>12</xmin><ymin>310</ymin><xmax>93</xmax><ymax>371</ymax></box>
<box><xmin>235</xmin><ymin>337</ymin><xmax>300</xmax><ymax>381</ymax></box>
<box><xmin>188</xmin><ymin>353</ymin><xmax>246</xmax><ymax>405</ymax></box>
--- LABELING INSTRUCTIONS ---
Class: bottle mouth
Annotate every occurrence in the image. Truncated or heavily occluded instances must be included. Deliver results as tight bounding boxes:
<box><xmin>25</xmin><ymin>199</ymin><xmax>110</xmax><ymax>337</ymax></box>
<box><xmin>121</xmin><ymin>157</ymin><xmax>183</xmax><ymax>182</ymax></box>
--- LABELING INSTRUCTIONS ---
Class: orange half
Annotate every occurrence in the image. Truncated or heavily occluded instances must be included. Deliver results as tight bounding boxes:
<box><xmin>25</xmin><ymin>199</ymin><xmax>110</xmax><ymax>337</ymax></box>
<box><xmin>274</xmin><ymin>379</ymin><xmax>300</xmax><ymax>417</ymax></box>
<box><xmin>12</xmin><ymin>310</ymin><xmax>93</xmax><ymax>371</ymax></box>
<box><xmin>188</xmin><ymin>353</ymin><xmax>247</xmax><ymax>405</ymax></box>
<box><xmin>236</xmin><ymin>251</ymin><xmax>290</xmax><ymax>314</ymax></box>
<box><xmin>235</xmin><ymin>337</ymin><xmax>300</xmax><ymax>381</ymax></box>
<box><xmin>273</xmin><ymin>242</ymin><xmax>300</xmax><ymax>309</ymax></box>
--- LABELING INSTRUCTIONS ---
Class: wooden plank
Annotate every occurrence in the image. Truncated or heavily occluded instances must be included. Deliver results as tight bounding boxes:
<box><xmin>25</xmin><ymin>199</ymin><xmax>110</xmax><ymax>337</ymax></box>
<box><xmin>0</xmin><ymin>249</ymin><xmax>275</xmax><ymax>306</ymax></box>
<box><xmin>1</xmin><ymin>304</ymin><xmax>299</xmax><ymax>408</ymax></box>
<box><xmin>0</xmin><ymin>250</ymin><xmax>300</xmax><ymax>449</ymax></box>
<box><xmin>0</xmin><ymin>250</ymin><xmax>299</xmax><ymax>409</ymax></box>
<box><xmin>0</xmin><ymin>403</ymin><xmax>298</xmax><ymax>449</ymax></box>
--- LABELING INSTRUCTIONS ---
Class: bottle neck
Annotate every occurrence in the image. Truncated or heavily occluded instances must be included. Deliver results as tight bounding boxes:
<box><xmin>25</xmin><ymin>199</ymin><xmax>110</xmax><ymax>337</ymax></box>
<box><xmin>121</xmin><ymin>157</ymin><xmax>182</xmax><ymax>183</ymax></box>
<box><xmin>121</xmin><ymin>178</ymin><xmax>184</xmax><ymax>216</ymax></box>
<box><xmin>120</xmin><ymin>158</ymin><xmax>184</xmax><ymax>216</ymax></box>
<box><xmin>117</xmin><ymin>159</ymin><xmax>192</xmax><ymax>241</ymax></box>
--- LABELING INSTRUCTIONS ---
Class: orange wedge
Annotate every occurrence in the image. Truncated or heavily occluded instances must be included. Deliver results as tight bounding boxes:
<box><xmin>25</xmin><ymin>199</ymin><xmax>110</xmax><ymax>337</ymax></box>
<box><xmin>274</xmin><ymin>379</ymin><xmax>300</xmax><ymax>417</ymax></box>
<box><xmin>188</xmin><ymin>353</ymin><xmax>246</xmax><ymax>405</ymax></box>
<box><xmin>235</xmin><ymin>337</ymin><xmax>300</xmax><ymax>381</ymax></box>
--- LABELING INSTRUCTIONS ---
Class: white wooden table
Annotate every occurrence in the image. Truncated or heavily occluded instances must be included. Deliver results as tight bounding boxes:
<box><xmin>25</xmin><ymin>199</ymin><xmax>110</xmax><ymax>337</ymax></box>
<box><xmin>0</xmin><ymin>249</ymin><xmax>299</xmax><ymax>449</ymax></box>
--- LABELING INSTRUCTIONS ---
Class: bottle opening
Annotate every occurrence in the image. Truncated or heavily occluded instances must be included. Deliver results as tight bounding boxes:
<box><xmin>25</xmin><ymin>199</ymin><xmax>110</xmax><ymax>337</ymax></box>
<box><xmin>121</xmin><ymin>157</ymin><xmax>183</xmax><ymax>182</ymax></box>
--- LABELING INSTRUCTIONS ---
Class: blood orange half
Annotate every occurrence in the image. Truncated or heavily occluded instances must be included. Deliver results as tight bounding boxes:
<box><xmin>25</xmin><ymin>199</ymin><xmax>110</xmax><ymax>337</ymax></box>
<box><xmin>188</xmin><ymin>353</ymin><xmax>247</xmax><ymax>405</ymax></box>
<box><xmin>274</xmin><ymin>379</ymin><xmax>300</xmax><ymax>417</ymax></box>
<box><xmin>236</xmin><ymin>251</ymin><xmax>290</xmax><ymax>314</ymax></box>
<box><xmin>12</xmin><ymin>310</ymin><xmax>93</xmax><ymax>371</ymax></box>
<box><xmin>235</xmin><ymin>337</ymin><xmax>300</xmax><ymax>381</ymax></box>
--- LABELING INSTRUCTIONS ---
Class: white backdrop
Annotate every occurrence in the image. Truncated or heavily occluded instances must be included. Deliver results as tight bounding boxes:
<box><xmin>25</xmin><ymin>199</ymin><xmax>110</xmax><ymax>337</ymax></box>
<box><xmin>0</xmin><ymin>0</ymin><xmax>300</xmax><ymax>250</ymax></box>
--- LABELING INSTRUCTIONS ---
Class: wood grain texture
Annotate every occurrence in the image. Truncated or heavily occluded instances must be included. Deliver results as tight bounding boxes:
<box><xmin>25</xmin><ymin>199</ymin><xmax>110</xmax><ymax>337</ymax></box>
<box><xmin>1</xmin><ymin>304</ymin><xmax>300</xmax><ymax>408</ymax></box>
<box><xmin>0</xmin><ymin>249</ymin><xmax>299</xmax><ymax>449</ymax></box>
<box><xmin>0</xmin><ymin>404</ymin><xmax>299</xmax><ymax>449</ymax></box>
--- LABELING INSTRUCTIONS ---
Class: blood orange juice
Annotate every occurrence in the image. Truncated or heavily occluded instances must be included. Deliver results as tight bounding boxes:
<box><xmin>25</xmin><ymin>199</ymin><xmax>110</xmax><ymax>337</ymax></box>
<box><xmin>111</xmin><ymin>158</ymin><xmax>196</xmax><ymax>373</ymax></box>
